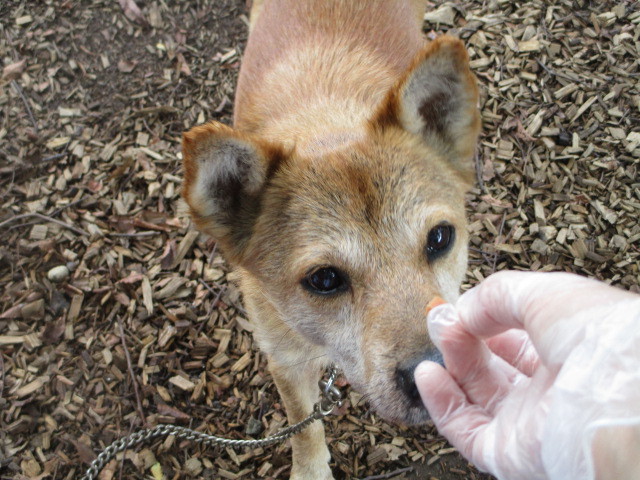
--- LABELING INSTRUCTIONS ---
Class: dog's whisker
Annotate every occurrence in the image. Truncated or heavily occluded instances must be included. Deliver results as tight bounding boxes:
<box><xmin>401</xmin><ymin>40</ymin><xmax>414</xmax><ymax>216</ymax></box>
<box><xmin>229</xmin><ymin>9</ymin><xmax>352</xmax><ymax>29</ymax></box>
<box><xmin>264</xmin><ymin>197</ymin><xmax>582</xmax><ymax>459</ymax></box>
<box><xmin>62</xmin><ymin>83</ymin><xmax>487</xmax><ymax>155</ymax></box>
<box><xmin>273</xmin><ymin>327</ymin><xmax>294</xmax><ymax>352</ymax></box>
<box><xmin>281</xmin><ymin>354</ymin><xmax>328</xmax><ymax>369</ymax></box>
<box><xmin>356</xmin><ymin>393</ymin><xmax>373</xmax><ymax>407</ymax></box>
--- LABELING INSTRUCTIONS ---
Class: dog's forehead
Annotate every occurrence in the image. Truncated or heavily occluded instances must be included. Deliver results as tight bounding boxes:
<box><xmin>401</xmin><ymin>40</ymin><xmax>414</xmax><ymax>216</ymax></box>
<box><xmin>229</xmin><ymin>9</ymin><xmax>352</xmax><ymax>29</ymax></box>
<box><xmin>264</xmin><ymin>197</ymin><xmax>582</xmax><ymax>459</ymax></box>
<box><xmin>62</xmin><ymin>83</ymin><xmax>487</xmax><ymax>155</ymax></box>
<box><xmin>285</xmin><ymin>138</ymin><xmax>463</xmax><ymax>226</ymax></box>
<box><xmin>264</xmin><ymin>138</ymin><xmax>465</xmax><ymax>270</ymax></box>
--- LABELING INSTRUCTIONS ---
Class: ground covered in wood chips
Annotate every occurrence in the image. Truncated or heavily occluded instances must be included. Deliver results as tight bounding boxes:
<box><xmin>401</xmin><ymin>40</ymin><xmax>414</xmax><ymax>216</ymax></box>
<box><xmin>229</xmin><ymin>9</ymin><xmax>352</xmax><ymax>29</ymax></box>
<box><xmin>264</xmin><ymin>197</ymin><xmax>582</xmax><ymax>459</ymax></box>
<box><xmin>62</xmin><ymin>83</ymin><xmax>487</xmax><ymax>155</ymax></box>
<box><xmin>2</xmin><ymin>0</ymin><xmax>639</xmax><ymax>479</ymax></box>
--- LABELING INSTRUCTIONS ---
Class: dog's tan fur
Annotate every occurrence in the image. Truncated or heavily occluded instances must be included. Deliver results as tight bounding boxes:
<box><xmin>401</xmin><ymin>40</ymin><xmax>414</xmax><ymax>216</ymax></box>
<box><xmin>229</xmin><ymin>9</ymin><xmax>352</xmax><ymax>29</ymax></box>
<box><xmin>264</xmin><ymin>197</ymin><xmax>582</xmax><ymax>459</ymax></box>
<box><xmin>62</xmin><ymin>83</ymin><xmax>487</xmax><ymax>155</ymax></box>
<box><xmin>182</xmin><ymin>1</ymin><xmax>480</xmax><ymax>477</ymax></box>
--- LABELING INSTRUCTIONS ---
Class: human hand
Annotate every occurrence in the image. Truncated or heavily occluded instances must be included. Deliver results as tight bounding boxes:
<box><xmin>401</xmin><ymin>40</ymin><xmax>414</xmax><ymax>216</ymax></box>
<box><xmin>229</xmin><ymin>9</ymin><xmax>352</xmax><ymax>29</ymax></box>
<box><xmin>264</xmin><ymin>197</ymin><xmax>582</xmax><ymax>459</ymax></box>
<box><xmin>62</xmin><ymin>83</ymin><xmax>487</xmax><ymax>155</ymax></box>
<box><xmin>414</xmin><ymin>271</ymin><xmax>640</xmax><ymax>480</ymax></box>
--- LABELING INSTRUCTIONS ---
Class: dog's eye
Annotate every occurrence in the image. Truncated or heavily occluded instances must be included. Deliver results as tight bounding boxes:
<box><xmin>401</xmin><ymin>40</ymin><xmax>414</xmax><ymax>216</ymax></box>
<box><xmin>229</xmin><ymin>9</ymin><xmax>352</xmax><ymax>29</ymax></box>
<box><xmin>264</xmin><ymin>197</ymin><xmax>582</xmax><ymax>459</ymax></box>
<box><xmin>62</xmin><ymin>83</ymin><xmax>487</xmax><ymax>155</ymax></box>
<box><xmin>426</xmin><ymin>224</ymin><xmax>455</xmax><ymax>260</ymax></box>
<box><xmin>302</xmin><ymin>267</ymin><xmax>348</xmax><ymax>295</ymax></box>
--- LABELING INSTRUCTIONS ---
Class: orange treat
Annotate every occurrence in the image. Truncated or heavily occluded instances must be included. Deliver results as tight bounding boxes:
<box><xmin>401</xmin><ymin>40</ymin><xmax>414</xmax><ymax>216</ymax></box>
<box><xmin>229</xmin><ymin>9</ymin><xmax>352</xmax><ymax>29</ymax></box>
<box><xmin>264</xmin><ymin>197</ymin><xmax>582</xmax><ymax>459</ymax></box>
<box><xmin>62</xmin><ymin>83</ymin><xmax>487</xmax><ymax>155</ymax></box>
<box><xmin>426</xmin><ymin>296</ymin><xmax>447</xmax><ymax>315</ymax></box>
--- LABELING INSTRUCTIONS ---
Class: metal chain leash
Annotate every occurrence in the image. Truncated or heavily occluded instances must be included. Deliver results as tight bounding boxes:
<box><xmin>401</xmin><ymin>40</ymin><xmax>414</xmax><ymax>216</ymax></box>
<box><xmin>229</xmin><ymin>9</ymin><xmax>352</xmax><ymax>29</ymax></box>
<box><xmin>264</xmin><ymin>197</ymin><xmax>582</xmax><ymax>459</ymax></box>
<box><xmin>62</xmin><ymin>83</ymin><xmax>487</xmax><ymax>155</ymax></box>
<box><xmin>81</xmin><ymin>367</ymin><xmax>343</xmax><ymax>480</ymax></box>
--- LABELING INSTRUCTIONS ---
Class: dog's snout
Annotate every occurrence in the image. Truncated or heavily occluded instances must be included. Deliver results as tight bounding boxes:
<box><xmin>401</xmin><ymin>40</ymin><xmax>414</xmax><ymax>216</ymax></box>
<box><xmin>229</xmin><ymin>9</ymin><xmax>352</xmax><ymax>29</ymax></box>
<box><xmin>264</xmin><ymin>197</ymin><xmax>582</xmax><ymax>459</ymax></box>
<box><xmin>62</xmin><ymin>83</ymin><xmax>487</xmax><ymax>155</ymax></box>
<box><xmin>396</xmin><ymin>348</ymin><xmax>444</xmax><ymax>406</ymax></box>
<box><xmin>424</xmin><ymin>347</ymin><xmax>445</xmax><ymax>367</ymax></box>
<box><xmin>395</xmin><ymin>366</ymin><xmax>421</xmax><ymax>405</ymax></box>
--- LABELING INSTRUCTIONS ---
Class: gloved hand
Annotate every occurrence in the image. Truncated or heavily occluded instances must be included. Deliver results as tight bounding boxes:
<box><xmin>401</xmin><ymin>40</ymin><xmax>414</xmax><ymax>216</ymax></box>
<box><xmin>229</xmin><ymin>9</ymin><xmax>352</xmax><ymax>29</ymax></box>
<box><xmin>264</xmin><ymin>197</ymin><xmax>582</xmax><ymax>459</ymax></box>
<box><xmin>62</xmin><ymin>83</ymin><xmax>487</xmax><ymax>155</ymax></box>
<box><xmin>414</xmin><ymin>271</ymin><xmax>640</xmax><ymax>480</ymax></box>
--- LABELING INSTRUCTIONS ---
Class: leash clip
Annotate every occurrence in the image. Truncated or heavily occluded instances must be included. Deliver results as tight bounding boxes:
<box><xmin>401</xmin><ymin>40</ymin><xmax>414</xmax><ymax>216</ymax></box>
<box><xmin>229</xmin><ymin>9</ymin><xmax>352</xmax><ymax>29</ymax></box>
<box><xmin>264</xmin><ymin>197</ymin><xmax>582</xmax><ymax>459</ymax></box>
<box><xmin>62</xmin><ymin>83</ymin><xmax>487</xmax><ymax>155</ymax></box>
<box><xmin>317</xmin><ymin>366</ymin><xmax>343</xmax><ymax>416</ymax></box>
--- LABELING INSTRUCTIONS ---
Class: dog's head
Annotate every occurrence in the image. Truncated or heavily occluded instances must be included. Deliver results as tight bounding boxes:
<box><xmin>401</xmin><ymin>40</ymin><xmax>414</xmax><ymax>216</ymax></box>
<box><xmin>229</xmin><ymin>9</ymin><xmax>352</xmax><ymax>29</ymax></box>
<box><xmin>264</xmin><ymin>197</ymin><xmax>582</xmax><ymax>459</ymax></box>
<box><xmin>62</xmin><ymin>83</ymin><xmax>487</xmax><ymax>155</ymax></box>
<box><xmin>182</xmin><ymin>37</ymin><xmax>480</xmax><ymax>425</ymax></box>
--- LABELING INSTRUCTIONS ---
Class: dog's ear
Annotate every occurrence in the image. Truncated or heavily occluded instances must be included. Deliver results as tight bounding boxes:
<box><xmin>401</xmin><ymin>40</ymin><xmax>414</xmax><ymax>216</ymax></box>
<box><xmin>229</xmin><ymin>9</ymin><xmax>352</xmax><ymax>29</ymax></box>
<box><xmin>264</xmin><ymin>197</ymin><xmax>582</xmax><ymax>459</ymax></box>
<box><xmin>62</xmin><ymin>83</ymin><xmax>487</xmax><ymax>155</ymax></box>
<box><xmin>373</xmin><ymin>35</ymin><xmax>480</xmax><ymax>185</ymax></box>
<box><xmin>182</xmin><ymin>121</ymin><xmax>286</xmax><ymax>264</ymax></box>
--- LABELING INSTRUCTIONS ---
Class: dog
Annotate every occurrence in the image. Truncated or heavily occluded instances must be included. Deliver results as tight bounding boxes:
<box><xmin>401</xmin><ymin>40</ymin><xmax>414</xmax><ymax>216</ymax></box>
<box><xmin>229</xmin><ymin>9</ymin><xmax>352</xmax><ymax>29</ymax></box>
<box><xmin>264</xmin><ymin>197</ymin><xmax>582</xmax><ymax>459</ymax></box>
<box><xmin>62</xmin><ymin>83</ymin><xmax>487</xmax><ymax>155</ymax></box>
<box><xmin>181</xmin><ymin>1</ymin><xmax>480</xmax><ymax>478</ymax></box>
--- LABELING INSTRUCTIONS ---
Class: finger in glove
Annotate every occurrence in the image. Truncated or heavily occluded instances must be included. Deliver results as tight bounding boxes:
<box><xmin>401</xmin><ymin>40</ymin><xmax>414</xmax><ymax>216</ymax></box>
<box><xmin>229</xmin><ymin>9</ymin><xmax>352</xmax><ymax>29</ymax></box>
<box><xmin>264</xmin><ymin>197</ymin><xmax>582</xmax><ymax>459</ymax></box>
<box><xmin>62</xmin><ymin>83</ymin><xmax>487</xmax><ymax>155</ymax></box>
<box><xmin>427</xmin><ymin>304</ymin><xmax>526</xmax><ymax>414</ymax></box>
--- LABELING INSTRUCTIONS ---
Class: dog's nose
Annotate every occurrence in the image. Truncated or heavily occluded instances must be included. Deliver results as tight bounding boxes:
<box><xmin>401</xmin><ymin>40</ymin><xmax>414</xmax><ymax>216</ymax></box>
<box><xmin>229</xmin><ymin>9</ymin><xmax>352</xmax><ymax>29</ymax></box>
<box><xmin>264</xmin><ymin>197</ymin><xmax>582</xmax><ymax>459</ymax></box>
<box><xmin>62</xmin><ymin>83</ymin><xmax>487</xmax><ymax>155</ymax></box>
<box><xmin>395</xmin><ymin>348</ymin><xmax>444</xmax><ymax>406</ymax></box>
<box><xmin>395</xmin><ymin>366</ymin><xmax>421</xmax><ymax>405</ymax></box>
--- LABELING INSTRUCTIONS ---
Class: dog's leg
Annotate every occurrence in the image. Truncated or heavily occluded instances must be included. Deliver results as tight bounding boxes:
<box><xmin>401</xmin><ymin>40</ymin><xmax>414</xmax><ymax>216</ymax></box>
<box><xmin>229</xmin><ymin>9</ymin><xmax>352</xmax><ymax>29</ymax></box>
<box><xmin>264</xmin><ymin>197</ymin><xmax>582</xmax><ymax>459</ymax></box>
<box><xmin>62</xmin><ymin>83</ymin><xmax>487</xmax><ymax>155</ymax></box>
<box><xmin>270</xmin><ymin>360</ymin><xmax>333</xmax><ymax>480</ymax></box>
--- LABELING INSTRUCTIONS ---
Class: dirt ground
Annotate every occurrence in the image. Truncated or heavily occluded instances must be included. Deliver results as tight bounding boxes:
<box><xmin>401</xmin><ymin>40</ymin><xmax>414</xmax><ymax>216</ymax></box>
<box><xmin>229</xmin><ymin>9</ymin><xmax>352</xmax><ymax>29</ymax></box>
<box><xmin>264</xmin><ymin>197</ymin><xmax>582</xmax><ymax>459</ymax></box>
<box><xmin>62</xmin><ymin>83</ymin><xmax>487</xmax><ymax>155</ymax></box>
<box><xmin>1</xmin><ymin>1</ymin><xmax>639</xmax><ymax>479</ymax></box>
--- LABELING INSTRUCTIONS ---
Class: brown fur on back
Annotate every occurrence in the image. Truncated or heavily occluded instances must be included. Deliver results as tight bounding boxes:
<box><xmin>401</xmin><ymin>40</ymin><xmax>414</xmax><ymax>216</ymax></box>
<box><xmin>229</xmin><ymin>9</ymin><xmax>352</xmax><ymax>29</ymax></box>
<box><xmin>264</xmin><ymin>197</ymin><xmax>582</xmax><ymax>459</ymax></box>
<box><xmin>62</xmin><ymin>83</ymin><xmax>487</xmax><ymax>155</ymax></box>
<box><xmin>235</xmin><ymin>0</ymin><xmax>425</xmax><ymax>149</ymax></box>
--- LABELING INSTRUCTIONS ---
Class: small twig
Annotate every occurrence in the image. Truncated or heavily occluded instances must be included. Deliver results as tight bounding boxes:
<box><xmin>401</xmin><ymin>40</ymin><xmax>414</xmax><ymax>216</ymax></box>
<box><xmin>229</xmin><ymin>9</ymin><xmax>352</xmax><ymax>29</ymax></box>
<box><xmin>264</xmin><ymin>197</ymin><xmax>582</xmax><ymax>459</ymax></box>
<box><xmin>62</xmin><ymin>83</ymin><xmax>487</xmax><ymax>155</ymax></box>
<box><xmin>11</xmin><ymin>80</ymin><xmax>38</xmax><ymax>133</ymax></box>
<box><xmin>492</xmin><ymin>211</ymin><xmax>507</xmax><ymax>273</ymax></box>
<box><xmin>0</xmin><ymin>198</ymin><xmax>84</xmax><ymax>230</ymax></box>
<box><xmin>118</xmin><ymin>421</ymin><xmax>136</xmax><ymax>480</ymax></box>
<box><xmin>107</xmin><ymin>231</ymin><xmax>159</xmax><ymax>238</ymax></box>
<box><xmin>117</xmin><ymin>316</ymin><xmax>147</xmax><ymax>427</ymax></box>
<box><xmin>196</xmin><ymin>279</ymin><xmax>226</xmax><ymax>335</ymax></box>
<box><xmin>198</xmin><ymin>278</ymin><xmax>225</xmax><ymax>304</ymax></box>
<box><xmin>212</xmin><ymin>287</ymin><xmax>227</xmax><ymax>308</ymax></box>
<box><xmin>474</xmin><ymin>151</ymin><xmax>485</xmax><ymax>193</ymax></box>
<box><xmin>0</xmin><ymin>354</ymin><xmax>5</xmax><ymax>399</ymax></box>
<box><xmin>536</xmin><ymin>60</ymin><xmax>577</xmax><ymax>82</ymax></box>
<box><xmin>12</xmin><ymin>153</ymin><xmax>68</xmax><ymax>174</ymax></box>
<box><xmin>1</xmin><ymin>212</ymin><xmax>89</xmax><ymax>236</ymax></box>
<box><xmin>50</xmin><ymin>198</ymin><xmax>85</xmax><ymax>217</ymax></box>
<box><xmin>0</xmin><ymin>213</ymin><xmax>41</xmax><ymax>229</ymax></box>
<box><xmin>40</xmin><ymin>153</ymin><xmax>67</xmax><ymax>163</ymax></box>
<box><xmin>358</xmin><ymin>466</ymin><xmax>414</xmax><ymax>480</ymax></box>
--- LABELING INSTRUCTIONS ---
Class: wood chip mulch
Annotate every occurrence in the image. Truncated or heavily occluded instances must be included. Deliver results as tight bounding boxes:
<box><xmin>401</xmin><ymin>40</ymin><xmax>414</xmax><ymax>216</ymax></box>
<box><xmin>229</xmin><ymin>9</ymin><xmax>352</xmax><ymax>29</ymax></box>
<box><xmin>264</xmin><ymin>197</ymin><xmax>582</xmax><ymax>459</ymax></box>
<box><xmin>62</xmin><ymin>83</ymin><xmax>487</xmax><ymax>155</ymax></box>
<box><xmin>1</xmin><ymin>1</ymin><xmax>638</xmax><ymax>479</ymax></box>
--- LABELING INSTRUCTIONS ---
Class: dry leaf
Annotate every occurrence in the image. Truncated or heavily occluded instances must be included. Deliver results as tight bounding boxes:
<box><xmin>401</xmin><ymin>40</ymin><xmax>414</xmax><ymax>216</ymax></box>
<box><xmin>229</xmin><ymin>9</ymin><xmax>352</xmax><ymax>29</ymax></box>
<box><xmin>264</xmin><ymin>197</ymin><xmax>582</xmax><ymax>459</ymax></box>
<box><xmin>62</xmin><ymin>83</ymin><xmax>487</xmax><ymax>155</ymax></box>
<box><xmin>114</xmin><ymin>291</ymin><xmax>131</xmax><ymax>306</ymax></box>
<box><xmin>0</xmin><ymin>304</ymin><xmax>24</xmax><ymax>319</ymax></box>
<box><xmin>21</xmin><ymin>458</ymin><xmax>42</xmax><ymax>477</ymax></box>
<box><xmin>482</xmin><ymin>156</ymin><xmax>495</xmax><ymax>182</ymax></box>
<box><xmin>381</xmin><ymin>444</ymin><xmax>406</xmax><ymax>462</ymax></box>
<box><xmin>175</xmin><ymin>52</ymin><xmax>192</xmax><ymax>76</ymax></box>
<box><xmin>150</xmin><ymin>463</ymin><xmax>164</xmax><ymax>480</ymax></box>
<box><xmin>98</xmin><ymin>459</ymin><xmax>118</xmax><ymax>480</ymax></box>
<box><xmin>118</xmin><ymin>0</ymin><xmax>146</xmax><ymax>24</ymax></box>
<box><xmin>424</xmin><ymin>5</ymin><xmax>456</xmax><ymax>26</ymax></box>
<box><xmin>2</xmin><ymin>59</ymin><xmax>26</xmax><ymax>80</ymax></box>
<box><xmin>118</xmin><ymin>272</ymin><xmax>144</xmax><ymax>284</ymax></box>
<box><xmin>157</xmin><ymin>403</ymin><xmax>190</xmax><ymax>421</ymax></box>
<box><xmin>117</xmin><ymin>59</ymin><xmax>137</xmax><ymax>73</ymax></box>
<box><xmin>70</xmin><ymin>439</ymin><xmax>96</xmax><ymax>464</ymax></box>
<box><xmin>160</xmin><ymin>240</ymin><xmax>176</xmax><ymax>269</ymax></box>
<box><xmin>86</xmin><ymin>178</ymin><xmax>103</xmax><ymax>193</ymax></box>
<box><xmin>42</xmin><ymin>319</ymin><xmax>65</xmax><ymax>344</ymax></box>
<box><xmin>148</xmin><ymin>3</ymin><xmax>163</xmax><ymax>29</ymax></box>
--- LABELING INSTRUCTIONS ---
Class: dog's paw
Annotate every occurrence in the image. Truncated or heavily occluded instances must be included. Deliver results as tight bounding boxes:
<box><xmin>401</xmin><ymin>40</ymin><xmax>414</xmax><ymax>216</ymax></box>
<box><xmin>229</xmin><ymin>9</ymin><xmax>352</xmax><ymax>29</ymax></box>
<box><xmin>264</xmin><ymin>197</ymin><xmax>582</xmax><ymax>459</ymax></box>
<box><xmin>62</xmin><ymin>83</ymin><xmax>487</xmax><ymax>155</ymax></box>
<box><xmin>290</xmin><ymin>461</ymin><xmax>334</xmax><ymax>480</ymax></box>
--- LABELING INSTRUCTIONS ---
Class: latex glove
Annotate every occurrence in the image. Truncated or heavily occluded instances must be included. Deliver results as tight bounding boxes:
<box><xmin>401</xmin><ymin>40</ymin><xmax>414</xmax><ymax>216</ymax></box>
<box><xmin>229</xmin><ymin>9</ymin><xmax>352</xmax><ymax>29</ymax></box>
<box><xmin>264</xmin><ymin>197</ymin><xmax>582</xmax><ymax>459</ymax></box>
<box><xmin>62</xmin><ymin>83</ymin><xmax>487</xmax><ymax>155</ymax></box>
<box><xmin>414</xmin><ymin>271</ymin><xmax>640</xmax><ymax>480</ymax></box>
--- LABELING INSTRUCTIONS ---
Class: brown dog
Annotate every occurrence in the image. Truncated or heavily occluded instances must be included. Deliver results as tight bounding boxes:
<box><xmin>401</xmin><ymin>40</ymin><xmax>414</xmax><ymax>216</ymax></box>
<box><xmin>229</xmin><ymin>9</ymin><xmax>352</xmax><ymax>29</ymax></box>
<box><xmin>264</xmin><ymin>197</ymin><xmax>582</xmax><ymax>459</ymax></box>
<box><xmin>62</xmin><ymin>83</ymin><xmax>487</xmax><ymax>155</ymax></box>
<box><xmin>181</xmin><ymin>1</ymin><xmax>480</xmax><ymax>478</ymax></box>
